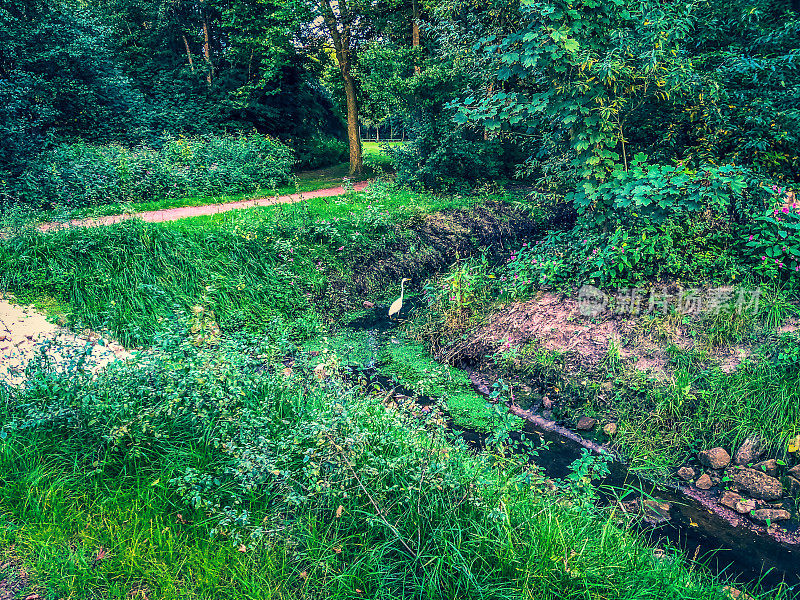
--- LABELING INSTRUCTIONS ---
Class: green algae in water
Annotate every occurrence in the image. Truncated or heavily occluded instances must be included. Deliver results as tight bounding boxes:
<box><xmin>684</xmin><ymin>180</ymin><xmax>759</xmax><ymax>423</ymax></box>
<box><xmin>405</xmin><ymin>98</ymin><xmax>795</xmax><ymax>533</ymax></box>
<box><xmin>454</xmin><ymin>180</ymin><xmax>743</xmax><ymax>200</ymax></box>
<box><xmin>305</xmin><ymin>328</ymin><xmax>383</xmax><ymax>367</ymax></box>
<box><xmin>304</xmin><ymin>328</ymin><xmax>496</xmax><ymax>430</ymax></box>
<box><xmin>379</xmin><ymin>339</ymin><xmax>495</xmax><ymax>431</ymax></box>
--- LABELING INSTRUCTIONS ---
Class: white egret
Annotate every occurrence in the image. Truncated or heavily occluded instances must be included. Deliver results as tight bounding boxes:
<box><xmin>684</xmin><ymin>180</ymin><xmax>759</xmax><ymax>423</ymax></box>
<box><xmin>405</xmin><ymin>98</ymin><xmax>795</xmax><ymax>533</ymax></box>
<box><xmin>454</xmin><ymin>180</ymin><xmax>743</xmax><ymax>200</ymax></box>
<box><xmin>388</xmin><ymin>278</ymin><xmax>410</xmax><ymax>318</ymax></box>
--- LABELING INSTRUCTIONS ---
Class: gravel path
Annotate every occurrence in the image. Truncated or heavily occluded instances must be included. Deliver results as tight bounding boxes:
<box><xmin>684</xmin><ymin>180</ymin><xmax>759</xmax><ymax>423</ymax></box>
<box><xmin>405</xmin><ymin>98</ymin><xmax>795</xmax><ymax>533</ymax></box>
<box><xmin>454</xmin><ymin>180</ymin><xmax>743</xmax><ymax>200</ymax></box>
<box><xmin>39</xmin><ymin>181</ymin><xmax>369</xmax><ymax>232</ymax></box>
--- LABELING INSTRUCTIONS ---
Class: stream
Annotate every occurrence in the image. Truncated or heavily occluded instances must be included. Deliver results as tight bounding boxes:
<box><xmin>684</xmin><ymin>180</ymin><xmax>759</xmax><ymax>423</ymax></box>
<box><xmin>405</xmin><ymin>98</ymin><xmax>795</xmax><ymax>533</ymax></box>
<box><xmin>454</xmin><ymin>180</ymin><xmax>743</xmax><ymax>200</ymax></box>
<box><xmin>332</xmin><ymin>304</ymin><xmax>800</xmax><ymax>596</ymax></box>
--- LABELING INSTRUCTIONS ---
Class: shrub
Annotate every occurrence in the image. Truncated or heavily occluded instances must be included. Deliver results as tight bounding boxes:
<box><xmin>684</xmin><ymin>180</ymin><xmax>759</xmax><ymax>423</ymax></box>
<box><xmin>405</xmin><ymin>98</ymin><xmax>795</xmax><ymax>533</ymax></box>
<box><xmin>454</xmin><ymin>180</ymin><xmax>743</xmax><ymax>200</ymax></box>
<box><xmin>745</xmin><ymin>185</ymin><xmax>800</xmax><ymax>284</ymax></box>
<box><xmin>9</xmin><ymin>134</ymin><xmax>294</xmax><ymax>210</ymax></box>
<box><xmin>499</xmin><ymin>157</ymin><xmax>763</xmax><ymax>290</ymax></box>
<box><xmin>0</xmin><ymin>334</ymin><xmax>768</xmax><ymax>599</ymax></box>
<box><xmin>391</xmin><ymin>120</ymin><xmax>508</xmax><ymax>191</ymax></box>
<box><xmin>568</xmin><ymin>155</ymin><xmax>753</xmax><ymax>228</ymax></box>
<box><xmin>503</xmin><ymin>216</ymin><xmax>743</xmax><ymax>291</ymax></box>
<box><xmin>293</xmin><ymin>135</ymin><xmax>348</xmax><ymax>170</ymax></box>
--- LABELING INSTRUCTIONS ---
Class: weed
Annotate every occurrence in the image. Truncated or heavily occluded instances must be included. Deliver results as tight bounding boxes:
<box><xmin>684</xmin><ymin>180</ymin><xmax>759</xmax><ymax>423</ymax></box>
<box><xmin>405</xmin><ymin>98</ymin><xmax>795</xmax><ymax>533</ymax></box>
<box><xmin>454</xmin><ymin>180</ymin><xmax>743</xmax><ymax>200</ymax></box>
<box><xmin>759</xmin><ymin>284</ymin><xmax>799</xmax><ymax>330</ymax></box>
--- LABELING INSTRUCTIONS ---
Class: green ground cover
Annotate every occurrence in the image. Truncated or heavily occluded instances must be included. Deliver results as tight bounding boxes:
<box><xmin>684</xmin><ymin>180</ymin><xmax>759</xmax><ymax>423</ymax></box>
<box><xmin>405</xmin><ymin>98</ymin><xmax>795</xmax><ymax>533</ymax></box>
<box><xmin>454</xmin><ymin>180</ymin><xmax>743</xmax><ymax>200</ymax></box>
<box><xmin>0</xmin><ymin>183</ymin><xmax>796</xmax><ymax>599</ymax></box>
<box><xmin>46</xmin><ymin>143</ymin><xmax>397</xmax><ymax>221</ymax></box>
<box><xmin>1</xmin><ymin>184</ymin><xmax>493</xmax><ymax>347</ymax></box>
<box><xmin>0</xmin><ymin>336</ymin><xmax>767</xmax><ymax>600</ymax></box>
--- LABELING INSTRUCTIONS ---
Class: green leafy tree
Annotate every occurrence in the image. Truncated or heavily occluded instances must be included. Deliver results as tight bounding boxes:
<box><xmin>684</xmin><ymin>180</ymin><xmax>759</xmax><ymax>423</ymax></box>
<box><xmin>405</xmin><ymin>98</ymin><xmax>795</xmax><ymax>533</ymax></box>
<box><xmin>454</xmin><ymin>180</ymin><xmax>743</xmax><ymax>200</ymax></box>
<box><xmin>454</xmin><ymin>0</ymin><xmax>703</xmax><ymax>183</ymax></box>
<box><xmin>0</xmin><ymin>0</ymin><xmax>147</xmax><ymax>173</ymax></box>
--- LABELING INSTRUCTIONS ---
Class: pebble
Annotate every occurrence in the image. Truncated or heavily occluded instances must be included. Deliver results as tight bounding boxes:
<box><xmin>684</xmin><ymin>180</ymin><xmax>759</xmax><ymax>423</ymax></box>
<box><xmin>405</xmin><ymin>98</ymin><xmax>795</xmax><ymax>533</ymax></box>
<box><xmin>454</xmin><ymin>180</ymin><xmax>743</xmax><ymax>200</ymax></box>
<box><xmin>677</xmin><ymin>466</ymin><xmax>696</xmax><ymax>481</ymax></box>
<box><xmin>576</xmin><ymin>416</ymin><xmax>597</xmax><ymax>431</ymax></box>
<box><xmin>602</xmin><ymin>422</ymin><xmax>617</xmax><ymax>436</ymax></box>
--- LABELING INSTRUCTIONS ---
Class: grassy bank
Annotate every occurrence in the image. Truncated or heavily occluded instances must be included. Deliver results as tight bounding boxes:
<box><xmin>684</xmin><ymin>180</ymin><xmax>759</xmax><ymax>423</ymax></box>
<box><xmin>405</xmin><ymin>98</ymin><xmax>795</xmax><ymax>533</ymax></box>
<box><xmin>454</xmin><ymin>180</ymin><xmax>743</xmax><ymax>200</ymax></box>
<box><xmin>0</xmin><ymin>336</ymin><xmax>767</xmax><ymax>599</ymax></box>
<box><xmin>0</xmin><ymin>184</ymin><xmax>795</xmax><ymax>599</ymax></box>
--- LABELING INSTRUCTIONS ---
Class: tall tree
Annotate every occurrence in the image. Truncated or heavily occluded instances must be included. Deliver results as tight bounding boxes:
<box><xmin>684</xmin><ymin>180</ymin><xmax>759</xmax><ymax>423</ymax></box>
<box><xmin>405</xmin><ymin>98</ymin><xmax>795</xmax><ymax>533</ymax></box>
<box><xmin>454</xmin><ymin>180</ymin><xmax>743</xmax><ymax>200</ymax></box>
<box><xmin>291</xmin><ymin>0</ymin><xmax>411</xmax><ymax>175</ymax></box>
<box><xmin>318</xmin><ymin>0</ymin><xmax>363</xmax><ymax>174</ymax></box>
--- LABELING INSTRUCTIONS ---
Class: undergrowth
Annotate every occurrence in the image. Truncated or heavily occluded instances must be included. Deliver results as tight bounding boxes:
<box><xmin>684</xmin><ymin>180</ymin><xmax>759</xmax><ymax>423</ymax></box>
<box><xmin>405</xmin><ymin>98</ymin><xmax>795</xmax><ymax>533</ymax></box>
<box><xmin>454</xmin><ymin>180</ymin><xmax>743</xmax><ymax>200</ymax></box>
<box><xmin>0</xmin><ymin>333</ymin><xmax>773</xmax><ymax>599</ymax></box>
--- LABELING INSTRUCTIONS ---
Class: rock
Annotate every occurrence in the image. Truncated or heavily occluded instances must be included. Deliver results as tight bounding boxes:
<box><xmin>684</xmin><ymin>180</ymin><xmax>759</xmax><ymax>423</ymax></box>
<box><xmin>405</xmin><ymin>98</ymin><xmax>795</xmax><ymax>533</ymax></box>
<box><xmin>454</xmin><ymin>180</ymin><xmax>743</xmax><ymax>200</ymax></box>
<box><xmin>542</xmin><ymin>396</ymin><xmax>553</xmax><ymax>409</ymax></box>
<box><xmin>602</xmin><ymin>422</ymin><xmax>617</xmax><ymax>436</ymax></box>
<box><xmin>695</xmin><ymin>473</ymin><xmax>713</xmax><ymax>490</ymax></box>
<box><xmin>541</xmin><ymin>410</ymin><xmax>554</xmax><ymax>421</ymax></box>
<box><xmin>718</xmin><ymin>490</ymin><xmax>743</xmax><ymax>511</ymax></box>
<box><xmin>718</xmin><ymin>491</ymin><xmax>756</xmax><ymax>514</ymax></box>
<box><xmin>726</xmin><ymin>467</ymin><xmax>784</xmax><ymax>501</ymax></box>
<box><xmin>786</xmin><ymin>476</ymin><xmax>800</xmax><ymax>496</ymax></box>
<box><xmin>750</xmin><ymin>508</ymin><xmax>791</xmax><ymax>523</ymax></box>
<box><xmin>788</xmin><ymin>464</ymin><xmax>800</xmax><ymax>479</ymax></box>
<box><xmin>313</xmin><ymin>364</ymin><xmax>327</xmax><ymax>379</ymax></box>
<box><xmin>576</xmin><ymin>416</ymin><xmax>597</xmax><ymax>431</ymax></box>
<box><xmin>753</xmin><ymin>459</ymin><xmax>778</xmax><ymax>477</ymax></box>
<box><xmin>724</xmin><ymin>585</ymin><xmax>755</xmax><ymax>600</ymax></box>
<box><xmin>362</xmin><ymin>301</ymin><xmax>375</xmax><ymax>309</ymax></box>
<box><xmin>698</xmin><ymin>448</ymin><xmax>731</xmax><ymax>470</ymax></box>
<box><xmin>620</xmin><ymin>499</ymin><xmax>672</xmax><ymax>525</ymax></box>
<box><xmin>677</xmin><ymin>466</ymin><xmax>696</xmax><ymax>481</ymax></box>
<box><xmin>734</xmin><ymin>436</ymin><xmax>766</xmax><ymax>465</ymax></box>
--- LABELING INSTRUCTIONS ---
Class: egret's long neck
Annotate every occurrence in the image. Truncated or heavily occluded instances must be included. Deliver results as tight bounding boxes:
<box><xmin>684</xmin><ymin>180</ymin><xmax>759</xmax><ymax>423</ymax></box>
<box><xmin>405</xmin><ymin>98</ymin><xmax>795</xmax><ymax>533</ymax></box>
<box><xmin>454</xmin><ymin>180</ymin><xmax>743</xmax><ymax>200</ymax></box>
<box><xmin>400</xmin><ymin>280</ymin><xmax>405</xmax><ymax>301</ymax></box>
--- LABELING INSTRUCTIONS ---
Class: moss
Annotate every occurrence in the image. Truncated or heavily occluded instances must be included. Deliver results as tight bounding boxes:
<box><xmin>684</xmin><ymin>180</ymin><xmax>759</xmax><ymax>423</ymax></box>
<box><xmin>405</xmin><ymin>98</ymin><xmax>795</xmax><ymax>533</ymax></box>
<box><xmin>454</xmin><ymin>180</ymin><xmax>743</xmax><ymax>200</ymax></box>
<box><xmin>304</xmin><ymin>328</ymin><xmax>383</xmax><ymax>367</ymax></box>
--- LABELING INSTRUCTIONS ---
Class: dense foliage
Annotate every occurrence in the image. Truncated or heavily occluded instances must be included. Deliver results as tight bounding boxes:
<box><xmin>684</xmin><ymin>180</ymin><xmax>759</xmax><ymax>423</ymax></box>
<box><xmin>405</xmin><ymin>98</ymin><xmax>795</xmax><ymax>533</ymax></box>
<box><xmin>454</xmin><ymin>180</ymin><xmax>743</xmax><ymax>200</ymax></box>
<box><xmin>12</xmin><ymin>135</ymin><xmax>294</xmax><ymax>210</ymax></box>
<box><xmin>1</xmin><ymin>1</ymin><xmax>800</xmax><ymax>598</ymax></box>
<box><xmin>0</xmin><ymin>335</ymin><xmax>761</xmax><ymax>599</ymax></box>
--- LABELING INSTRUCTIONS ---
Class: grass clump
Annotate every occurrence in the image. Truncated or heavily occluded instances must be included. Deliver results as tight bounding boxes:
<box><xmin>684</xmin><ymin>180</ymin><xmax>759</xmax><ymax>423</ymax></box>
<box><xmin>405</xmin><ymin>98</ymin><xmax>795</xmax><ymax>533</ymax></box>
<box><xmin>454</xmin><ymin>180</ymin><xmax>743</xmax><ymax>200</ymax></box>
<box><xmin>11</xmin><ymin>135</ymin><xmax>294</xmax><ymax>212</ymax></box>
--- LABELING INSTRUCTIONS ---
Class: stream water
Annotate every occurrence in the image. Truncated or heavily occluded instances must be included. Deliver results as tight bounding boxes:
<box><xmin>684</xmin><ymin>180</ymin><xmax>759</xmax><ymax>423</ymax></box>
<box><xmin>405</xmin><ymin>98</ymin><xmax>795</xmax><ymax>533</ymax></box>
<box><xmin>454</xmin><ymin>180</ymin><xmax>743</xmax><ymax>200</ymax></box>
<box><xmin>338</xmin><ymin>305</ymin><xmax>800</xmax><ymax>596</ymax></box>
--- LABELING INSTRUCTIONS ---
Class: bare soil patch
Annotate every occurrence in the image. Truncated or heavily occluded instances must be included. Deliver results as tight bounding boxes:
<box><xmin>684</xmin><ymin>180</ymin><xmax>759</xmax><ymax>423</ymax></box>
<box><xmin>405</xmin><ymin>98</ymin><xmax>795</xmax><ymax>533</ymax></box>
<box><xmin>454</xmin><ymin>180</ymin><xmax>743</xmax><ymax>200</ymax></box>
<box><xmin>1</xmin><ymin>298</ymin><xmax>130</xmax><ymax>385</ymax></box>
<box><xmin>446</xmin><ymin>292</ymin><xmax>759</xmax><ymax>378</ymax></box>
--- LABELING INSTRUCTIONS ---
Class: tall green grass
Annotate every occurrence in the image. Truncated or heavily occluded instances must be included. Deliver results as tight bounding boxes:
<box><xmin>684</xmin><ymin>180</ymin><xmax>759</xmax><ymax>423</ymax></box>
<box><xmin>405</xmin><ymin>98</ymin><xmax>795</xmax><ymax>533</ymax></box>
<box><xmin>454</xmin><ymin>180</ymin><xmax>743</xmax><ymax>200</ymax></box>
<box><xmin>611</xmin><ymin>359</ymin><xmax>800</xmax><ymax>477</ymax></box>
<box><xmin>0</xmin><ymin>186</ymin><xmax>515</xmax><ymax>346</ymax></box>
<box><xmin>0</xmin><ymin>338</ymin><xmax>774</xmax><ymax>599</ymax></box>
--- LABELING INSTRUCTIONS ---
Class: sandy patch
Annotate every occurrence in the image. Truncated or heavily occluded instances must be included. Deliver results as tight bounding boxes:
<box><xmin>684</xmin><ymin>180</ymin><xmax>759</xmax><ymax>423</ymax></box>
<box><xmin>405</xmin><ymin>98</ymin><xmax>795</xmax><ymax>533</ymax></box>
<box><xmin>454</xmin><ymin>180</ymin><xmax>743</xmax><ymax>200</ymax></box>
<box><xmin>0</xmin><ymin>299</ymin><xmax>130</xmax><ymax>386</ymax></box>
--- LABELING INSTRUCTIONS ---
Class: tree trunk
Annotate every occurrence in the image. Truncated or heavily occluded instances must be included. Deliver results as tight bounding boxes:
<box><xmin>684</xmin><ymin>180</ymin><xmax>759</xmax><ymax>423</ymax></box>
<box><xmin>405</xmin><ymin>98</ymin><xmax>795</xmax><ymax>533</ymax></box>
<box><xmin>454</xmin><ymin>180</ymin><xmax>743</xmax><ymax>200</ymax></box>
<box><xmin>182</xmin><ymin>34</ymin><xmax>194</xmax><ymax>72</ymax></box>
<box><xmin>202</xmin><ymin>15</ymin><xmax>213</xmax><ymax>83</ymax></box>
<box><xmin>412</xmin><ymin>0</ymin><xmax>420</xmax><ymax>74</ymax></box>
<box><xmin>343</xmin><ymin>72</ymin><xmax>363</xmax><ymax>174</ymax></box>
<box><xmin>320</xmin><ymin>0</ymin><xmax>363</xmax><ymax>175</ymax></box>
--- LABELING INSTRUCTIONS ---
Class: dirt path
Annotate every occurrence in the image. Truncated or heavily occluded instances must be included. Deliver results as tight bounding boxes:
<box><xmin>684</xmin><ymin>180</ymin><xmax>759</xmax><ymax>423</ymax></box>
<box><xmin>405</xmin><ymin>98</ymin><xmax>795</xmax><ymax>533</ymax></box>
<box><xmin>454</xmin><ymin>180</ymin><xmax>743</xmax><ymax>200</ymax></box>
<box><xmin>39</xmin><ymin>181</ymin><xmax>370</xmax><ymax>232</ymax></box>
